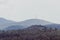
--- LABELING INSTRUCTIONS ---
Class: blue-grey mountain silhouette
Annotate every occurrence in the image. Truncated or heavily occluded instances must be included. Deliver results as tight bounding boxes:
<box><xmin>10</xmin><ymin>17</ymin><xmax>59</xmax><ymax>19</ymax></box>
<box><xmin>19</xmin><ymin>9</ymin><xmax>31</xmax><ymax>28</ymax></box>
<box><xmin>5</xmin><ymin>25</ymin><xmax>24</xmax><ymax>30</ymax></box>
<box><xmin>0</xmin><ymin>18</ymin><xmax>60</xmax><ymax>30</ymax></box>
<box><xmin>45</xmin><ymin>24</ymin><xmax>60</xmax><ymax>29</ymax></box>
<box><xmin>0</xmin><ymin>18</ymin><xmax>16</xmax><ymax>29</ymax></box>
<box><xmin>18</xmin><ymin>19</ymin><xmax>52</xmax><ymax>28</ymax></box>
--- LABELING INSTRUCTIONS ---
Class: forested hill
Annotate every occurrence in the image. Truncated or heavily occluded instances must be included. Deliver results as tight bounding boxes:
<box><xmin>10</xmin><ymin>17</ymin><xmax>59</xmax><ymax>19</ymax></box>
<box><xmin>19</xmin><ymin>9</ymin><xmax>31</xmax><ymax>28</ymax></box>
<box><xmin>0</xmin><ymin>25</ymin><xmax>59</xmax><ymax>40</ymax></box>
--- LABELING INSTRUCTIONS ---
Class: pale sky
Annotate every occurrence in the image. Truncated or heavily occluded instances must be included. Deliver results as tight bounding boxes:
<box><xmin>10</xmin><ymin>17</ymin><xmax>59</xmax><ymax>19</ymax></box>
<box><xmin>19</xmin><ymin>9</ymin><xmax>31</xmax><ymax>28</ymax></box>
<box><xmin>0</xmin><ymin>0</ymin><xmax>60</xmax><ymax>23</ymax></box>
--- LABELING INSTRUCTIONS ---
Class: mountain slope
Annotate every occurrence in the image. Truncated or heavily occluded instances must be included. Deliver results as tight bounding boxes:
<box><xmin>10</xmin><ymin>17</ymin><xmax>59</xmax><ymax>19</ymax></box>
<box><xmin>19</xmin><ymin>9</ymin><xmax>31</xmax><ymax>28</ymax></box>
<box><xmin>45</xmin><ymin>24</ymin><xmax>60</xmax><ymax>29</ymax></box>
<box><xmin>25</xmin><ymin>25</ymin><xmax>46</xmax><ymax>30</ymax></box>
<box><xmin>5</xmin><ymin>25</ymin><xmax>24</xmax><ymax>30</ymax></box>
<box><xmin>18</xmin><ymin>19</ymin><xmax>52</xmax><ymax>28</ymax></box>
<box><xmin>0</xmin><ymin>18</ymin><xmax>58</xmax><ymax>30</ymax></box>
<box><xmin>0</xmin><ymin>18</ymin><xmax>16</xmax><ymax>29</ymax></box>
<box><xmin>4</xmin><ymin>19</ymin><xmax>53</xmax><ymax>30</ymax></box>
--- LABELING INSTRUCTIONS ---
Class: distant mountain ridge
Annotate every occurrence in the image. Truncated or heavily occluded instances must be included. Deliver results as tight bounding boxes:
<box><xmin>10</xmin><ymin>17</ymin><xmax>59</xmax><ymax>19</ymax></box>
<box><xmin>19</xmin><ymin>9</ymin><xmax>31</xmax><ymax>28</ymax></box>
<box><xmin>0</xmin><ymin>18</ymin><xmax>16</xmax><ymax>29</ymax></box>
<box><xmin>17</xmin><ymin>19</ymin><xmax>52</xmax><ymax>28</ymax></box>
<box><xmin>5</xmin><ymin>19</ymin><xmax>52</xmax><ymax>30</ymax></box>
<box><xmin>45</xmin><ymin>24</ymin><xmax>60</xmax><ymax>29</ymax></box>
<box><xmin>0</xmin><ymin>18</ymin><xmax>60</xmax><ymax>30</ymax></box>
<box><xmin>5</xmin><ymin>25</ymin><xmax>24</xmax><ymax>30</ymax></box>
<box><xmin>25</xmin><ymin>25</ymin><xmax>46</xmax><ymax>30</ymax></box>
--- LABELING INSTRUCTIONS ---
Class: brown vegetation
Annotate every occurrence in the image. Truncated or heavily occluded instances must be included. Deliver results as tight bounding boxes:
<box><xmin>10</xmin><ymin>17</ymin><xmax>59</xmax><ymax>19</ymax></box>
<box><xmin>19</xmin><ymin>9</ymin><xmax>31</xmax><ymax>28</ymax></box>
<box><xmin>0</xmin><ymin>25</ymin><xmax>60</xmax><ymax>40</ymax></box>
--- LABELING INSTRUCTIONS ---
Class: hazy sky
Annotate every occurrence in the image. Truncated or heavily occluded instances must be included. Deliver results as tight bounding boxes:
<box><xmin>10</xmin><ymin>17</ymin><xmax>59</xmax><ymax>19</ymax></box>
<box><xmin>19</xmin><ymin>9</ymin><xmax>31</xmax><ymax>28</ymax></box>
<box><xmin>0</xmin><ymin>0</ymin><xmax>60</xmax><ymax>23</ymax></box>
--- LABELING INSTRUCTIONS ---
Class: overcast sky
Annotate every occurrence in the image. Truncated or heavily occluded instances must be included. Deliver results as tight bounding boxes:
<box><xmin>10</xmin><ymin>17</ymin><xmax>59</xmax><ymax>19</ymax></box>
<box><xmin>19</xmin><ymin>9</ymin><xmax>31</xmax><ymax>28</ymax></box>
<box><xmin>0</xmin><ymin>0</ymin><xmax>60</xmax><ymax>23</ymax></box>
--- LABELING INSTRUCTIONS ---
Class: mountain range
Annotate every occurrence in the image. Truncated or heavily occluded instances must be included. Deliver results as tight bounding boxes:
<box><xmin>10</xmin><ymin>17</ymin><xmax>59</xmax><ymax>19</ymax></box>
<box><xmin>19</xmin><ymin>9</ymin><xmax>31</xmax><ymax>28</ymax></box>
<box><xmin>0</xmin><ymin>18</ymin><xmax>60</xmax><ymax>30</ymax></box>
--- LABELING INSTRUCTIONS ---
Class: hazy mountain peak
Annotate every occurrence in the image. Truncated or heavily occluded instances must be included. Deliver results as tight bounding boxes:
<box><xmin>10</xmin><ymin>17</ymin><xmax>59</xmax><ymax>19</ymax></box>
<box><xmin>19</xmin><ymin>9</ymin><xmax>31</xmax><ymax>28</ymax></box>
<box><xmin>0</xmin><ymin>18</ymin><xmax>7</xmax><ymax>21</ymax></box>
<box><xmin>0</xmin><ymin>18</ymin><xmax>15</xmax><ymax>23</ymax></box>
<box><xmin>27</xmin><ymin>19</ymin><xmax>50</xmax><ymax>23</ymax></box>
<box><xmin>0</xmin><ymin>18</ymin><xmax>56</xmax><ymax>30</ymax></box>
<box><xmin>18</xmin><ymin>19</ymin><xmax>52</xmax><ymax>27</ymax></box>
<box><xmin>0</xmin><ymin>18</ymin><xmax>16</xmax><ymax>29</ymax></box>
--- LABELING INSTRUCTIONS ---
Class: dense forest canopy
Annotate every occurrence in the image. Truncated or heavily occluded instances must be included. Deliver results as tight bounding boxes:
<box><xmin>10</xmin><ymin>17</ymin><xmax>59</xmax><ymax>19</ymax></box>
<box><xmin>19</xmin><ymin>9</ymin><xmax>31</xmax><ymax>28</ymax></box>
<box><xmin>0</xmin><ymin>25</ymin><xmax>59</xmax><ymax>40</ymax></box>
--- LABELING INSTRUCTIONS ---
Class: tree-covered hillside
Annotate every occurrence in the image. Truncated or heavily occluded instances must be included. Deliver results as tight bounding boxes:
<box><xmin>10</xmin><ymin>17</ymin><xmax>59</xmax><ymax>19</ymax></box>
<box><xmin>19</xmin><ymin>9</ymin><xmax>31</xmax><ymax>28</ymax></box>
<box><xmin>0</xmin><ymin>25</ymin><xmax>59</xmax><ymax>40</ymax></box>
